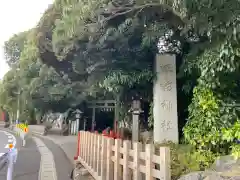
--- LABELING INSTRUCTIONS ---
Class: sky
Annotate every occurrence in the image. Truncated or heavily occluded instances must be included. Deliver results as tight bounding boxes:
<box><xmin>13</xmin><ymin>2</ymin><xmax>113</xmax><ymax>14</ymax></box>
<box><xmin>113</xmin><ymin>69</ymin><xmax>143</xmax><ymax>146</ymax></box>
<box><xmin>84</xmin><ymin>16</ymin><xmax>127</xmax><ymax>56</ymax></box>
<box><xmin>0</xmin><ymin>0</ymin><xmax>53</xmax><ymax>79</ymax></box>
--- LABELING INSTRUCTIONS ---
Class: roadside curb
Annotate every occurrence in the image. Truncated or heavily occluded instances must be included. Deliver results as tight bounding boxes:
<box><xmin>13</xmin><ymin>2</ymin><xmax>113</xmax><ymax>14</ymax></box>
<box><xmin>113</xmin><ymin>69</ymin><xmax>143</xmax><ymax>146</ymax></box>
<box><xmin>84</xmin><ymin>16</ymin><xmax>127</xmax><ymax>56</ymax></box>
<box><xmin>30</xmin><ymin>131</ymin><xmax>44</xmax><ymax>136</ymax></box>
<box><xmin>30</xmin><ymin>131</ymin><xmax>75</xmax><ymax>165</ymax></box>
<box><xmin>3</xmin><ymin>128</ymin><xmax>18</xmax><ymax>138</ymax></box>
<box><xmin>0</xmin><ymin>128</ymin><xmax>21</xmax><ymax>149</ymax></box>
<box><xmin>30</xmin><ymin>131</ymin><xmax>92</xmax><ymax>180</ymax></box>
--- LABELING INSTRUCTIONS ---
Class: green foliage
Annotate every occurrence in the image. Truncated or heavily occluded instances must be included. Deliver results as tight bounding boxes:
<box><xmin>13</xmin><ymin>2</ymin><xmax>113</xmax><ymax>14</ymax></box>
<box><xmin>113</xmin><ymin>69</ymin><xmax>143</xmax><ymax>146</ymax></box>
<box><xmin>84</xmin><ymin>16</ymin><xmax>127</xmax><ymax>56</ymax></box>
<box><xmin>0</xmin><ymin>69</ymin><xmax>19</xmax><ymax>116</ymax></box>
<box><xmin>222</xmin><ymin>121</ymin><xmax>240</xmax><ymax>159</ymax></box>
<box><xmin>1</xmin><ymin>25</ymin><xmax>90</xmax><ymax>119</ymax></box>
<box><xmin>4</xmin><ymin>31</ymin><xmax>30</xmax><ymax>67</ymax></box>
<box><xmin>100</xmin><ymin>69</ymin><xmax>153</xmax><ymax>96</ymax></box>
<box><xmin>183</xmin><ymin>0</ymin><xmax>240</xmax><ymax>154</ymax></box>
<box><xmin>157</xmin><ymin>142</ymin><xmax>217</xmax><ymax>180</ymax></box>
<box><xmin>231</xmin><ymin>144</ymin><xmax>240</xmax><ymax>159</ymax></box>
<box><xmin>184</xmin><ymin>86</ymin><xmax>223</xmax><ymax>151</ymax></box>
<box><xmin>19</xmin><ymin>109</ymin><xmax>35</xmax><ymax>124</ymax></box>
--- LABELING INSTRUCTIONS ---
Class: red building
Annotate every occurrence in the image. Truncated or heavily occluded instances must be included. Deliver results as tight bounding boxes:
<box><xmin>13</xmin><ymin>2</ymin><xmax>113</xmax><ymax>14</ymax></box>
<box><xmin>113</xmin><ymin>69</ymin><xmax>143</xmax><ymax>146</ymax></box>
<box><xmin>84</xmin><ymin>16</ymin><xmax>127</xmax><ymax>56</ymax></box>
<box><xmin>1</xmin><ymin>111</ymin><xmax>5</xmax><ymax>121</ymax></box>
<box><xmin>0</xmin><ymin>107</ymin><xmax>6</xmax><ymax>122</ymax></box>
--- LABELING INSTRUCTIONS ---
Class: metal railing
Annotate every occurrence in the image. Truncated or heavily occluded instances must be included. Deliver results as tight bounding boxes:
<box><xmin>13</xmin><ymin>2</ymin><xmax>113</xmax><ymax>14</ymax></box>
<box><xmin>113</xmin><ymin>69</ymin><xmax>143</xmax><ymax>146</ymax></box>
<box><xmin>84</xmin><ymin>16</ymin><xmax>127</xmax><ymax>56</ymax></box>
<box><xmin>0</xmin><ymin>149</ymin><xmax>18</xmax><ymax>180</ymax></box>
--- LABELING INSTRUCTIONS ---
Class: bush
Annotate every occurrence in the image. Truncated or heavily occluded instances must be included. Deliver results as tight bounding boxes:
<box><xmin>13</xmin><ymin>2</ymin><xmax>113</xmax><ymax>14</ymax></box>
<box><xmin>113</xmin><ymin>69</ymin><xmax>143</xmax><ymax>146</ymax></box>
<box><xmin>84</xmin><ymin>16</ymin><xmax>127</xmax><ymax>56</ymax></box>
<box><xmin>222</xmin><ymin>120</ymin><xmax>240</xmax><ymax>159</ymax></box>
<box><xmin>184</xmin><ymin>86</ymin><xmax>238</xmax><ymax>154</ymax></box>
<box><xmin>156</xmin><ymin>142</ymin><xmax>217</xmax><ymax>180</ymax></box>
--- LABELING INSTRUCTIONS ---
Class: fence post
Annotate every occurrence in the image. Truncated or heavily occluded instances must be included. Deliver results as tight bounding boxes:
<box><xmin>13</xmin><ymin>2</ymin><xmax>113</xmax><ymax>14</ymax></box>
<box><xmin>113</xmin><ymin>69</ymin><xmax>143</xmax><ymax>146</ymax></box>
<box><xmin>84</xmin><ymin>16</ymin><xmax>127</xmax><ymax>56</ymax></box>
<box><xmin>100</xmin><ymin>136</ymin><xmax>106</xmax><ymax>179</ymax></box>
<box><xmin>96</xmin><ymin>135</ymin><xmax>101</xmax><ymax>175</ymax></box>
<box><xmin>123</xmin><ymin>141</ymin><xmax>130</xmax><ymax>180</ymax></box>
<box><xmin>106</xmin><ymin>138</ymin><xmax>114</xmax><ymax>180</ymax></box>
<box><xmin>160</xmin><ymin>147</ymin><xmax>171</xmax><ymax>180</ymax></box>
<box><xmin>83</xmin><ymin>131</ymin><xmax>87</xmax><ymax>161</ymax></box>
<box><xmin>87</xmin><ymin>132</ymin><xmax>91</xmax><ymax>165</ymax></box>
<box><xmin>83</xmin><ymin>131</ymin><xmax>86</xmax><ymax>160</ymax></box>
<box><xmin>82</xmin><ymin>131</ymin><xmax>86</xmax><ymax>161</ymax></box>
<box><xmin>90</xmin><ymin>132</ymin><xmax>94</xmax><ymax>167</ymax></box>
<box><xmin>133</xmin><ymin>142</ymin><xmax>142</xmax><ymax>180</ymax></box>
<box><xmin>93</xmin><ymin>133</ymin><xmax>97</xmax><ymax>171</ymax></box>
<box><xmin>79</xmin><ymin>131</ymin><xmax>83</xmax><ymax>159</ymax></box>
<box><xmin>114</xmin><ymin>139</ymin><xmax>121</xmax><ymax>180</ymax></box>
<box><xmin>145</xmin><ymin>144</ymin><xmax>153</xmax><ymax>180</ymax></box>
<box><xmin>74</xmin><ymin>131</ymin><xmax>80</xmax><ymax>160</ymax></box>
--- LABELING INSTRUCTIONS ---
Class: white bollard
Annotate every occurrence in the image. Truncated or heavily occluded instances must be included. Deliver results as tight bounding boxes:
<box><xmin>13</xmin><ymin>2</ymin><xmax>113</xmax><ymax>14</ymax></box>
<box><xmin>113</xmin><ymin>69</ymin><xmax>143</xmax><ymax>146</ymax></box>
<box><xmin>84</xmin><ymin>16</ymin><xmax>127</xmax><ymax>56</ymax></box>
<box><xmin>7</xmin><ymin>152</ymin><xmax>13</xmax><ymax>180</ymax></box>
<box><xmin>22</xmin><ymin>138</ymin><xmax>26</xmax><ymax>147</ymax></box>
<box><xmin>7</xmin><ymin>148</ymin><xmax>18</xmax><ymax>180</ymax></box>
<box><xmin>22</xmin><ymin>132</ymin><xmax>26</xmax><ymax>147</ymax></box>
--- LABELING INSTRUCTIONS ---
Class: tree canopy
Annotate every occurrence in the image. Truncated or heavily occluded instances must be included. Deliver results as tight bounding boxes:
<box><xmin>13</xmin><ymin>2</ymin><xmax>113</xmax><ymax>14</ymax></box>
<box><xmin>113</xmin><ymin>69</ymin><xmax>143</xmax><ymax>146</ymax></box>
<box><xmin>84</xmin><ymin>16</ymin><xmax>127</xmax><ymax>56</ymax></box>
<box><xmin>4</xmin><ymin>31</ymin><xmax>30</xmax><ymax>68</ymax></box>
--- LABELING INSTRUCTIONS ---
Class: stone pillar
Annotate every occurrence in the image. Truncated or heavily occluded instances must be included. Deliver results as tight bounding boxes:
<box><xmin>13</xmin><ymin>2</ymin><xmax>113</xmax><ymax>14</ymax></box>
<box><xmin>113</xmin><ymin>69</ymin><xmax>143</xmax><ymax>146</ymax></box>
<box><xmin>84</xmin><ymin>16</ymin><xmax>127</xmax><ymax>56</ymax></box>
<box><xmin>130</xmin><ymin>98</ymin><xmax>143</xmax><ymax>142</ymax></box>
<box><xmin>132</xmin><ymin>111</ymin><xmax>140</xmax><ymax>142</ymax></box>
<box><xmin>76</xmin><ymin>119</ymin><xmax>79</xmax><ymax>134</ymax></box>
<box><xmin>153</xmin><ymin>54</ymin><xmax>179</xmax><ymax>143</ymax></box>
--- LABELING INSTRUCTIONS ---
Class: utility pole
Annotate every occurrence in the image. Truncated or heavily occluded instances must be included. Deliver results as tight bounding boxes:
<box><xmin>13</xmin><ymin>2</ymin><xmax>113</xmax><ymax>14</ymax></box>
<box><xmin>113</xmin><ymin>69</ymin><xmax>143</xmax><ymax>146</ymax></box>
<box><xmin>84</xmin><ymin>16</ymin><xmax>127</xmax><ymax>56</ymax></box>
<box><xmin>16</xmin><ymin>96</ymin><xmax>20</xmax><ymax>121</ymax></box>
<box><xmin>15</xmin><ymin>68</ymin><xmax>21</xmax><ymax>125</ymax></box>
<box><xmin>16</xmin><ymin>90</ymin><xmax>20</xmax><ymax>125</ymax></box>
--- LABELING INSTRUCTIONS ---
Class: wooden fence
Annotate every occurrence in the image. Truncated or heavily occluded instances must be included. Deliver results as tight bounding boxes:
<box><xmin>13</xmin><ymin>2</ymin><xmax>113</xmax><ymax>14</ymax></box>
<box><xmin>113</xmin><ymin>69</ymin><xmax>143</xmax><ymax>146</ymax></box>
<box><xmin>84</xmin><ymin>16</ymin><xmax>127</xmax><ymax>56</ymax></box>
<box><xmin>77</xmin><ymin>131</ymin><xmax>171</xmax><ymax>180</ymax></box>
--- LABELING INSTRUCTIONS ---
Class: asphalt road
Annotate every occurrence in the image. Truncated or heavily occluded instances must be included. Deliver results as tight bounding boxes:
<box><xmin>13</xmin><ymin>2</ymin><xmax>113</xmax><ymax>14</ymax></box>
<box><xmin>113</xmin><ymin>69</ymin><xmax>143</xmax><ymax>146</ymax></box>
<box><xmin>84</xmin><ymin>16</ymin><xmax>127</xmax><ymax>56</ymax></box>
<box><xmin>0</xmin><ymin>129</ymin><xmax>41</xmax><ymax>180</ymax></box>
<box><xmin>0</xmin><ymin>127</ymin><xmax>74</xmax><ymax>180</ymax></box>
<box><xmin>0</xmin><ymin>130</ymin><xmax>14</xmax><ymax>156</ymax></box>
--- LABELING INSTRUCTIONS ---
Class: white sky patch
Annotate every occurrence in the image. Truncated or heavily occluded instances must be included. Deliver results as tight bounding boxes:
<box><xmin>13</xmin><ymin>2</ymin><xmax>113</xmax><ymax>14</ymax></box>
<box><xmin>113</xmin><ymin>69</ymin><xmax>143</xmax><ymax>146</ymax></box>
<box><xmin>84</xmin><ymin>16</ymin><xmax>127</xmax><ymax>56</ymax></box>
<box><xmin>0</xmin><ymin>0</ymin><xmax>53</xmax><ymax>79</ymax></box>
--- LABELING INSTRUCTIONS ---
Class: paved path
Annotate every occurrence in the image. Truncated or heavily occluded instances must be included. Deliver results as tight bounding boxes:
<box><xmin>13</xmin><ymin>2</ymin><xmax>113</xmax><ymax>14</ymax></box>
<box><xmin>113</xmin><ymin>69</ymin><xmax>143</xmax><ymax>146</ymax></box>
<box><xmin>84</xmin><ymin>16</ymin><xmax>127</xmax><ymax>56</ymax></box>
<box><xmin>32</xmin><ymin>137</ymin><xmax>57</xmax><ymax>180</ymax></box>
<box><xmin>34</xmin><ymin>134</ymin><xmax>77</xmax><ymax>164</ymax></box>
<box><xmin>37</xmin><ymin>137</ymin><xmax>72</xmax><ymax>180</ymax></box>
<box><xmin>30</xmin><ymin>133</ymin><xmax>90</xmax><ymax>180</ymax></box>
